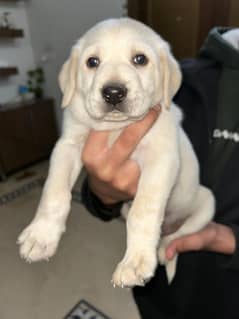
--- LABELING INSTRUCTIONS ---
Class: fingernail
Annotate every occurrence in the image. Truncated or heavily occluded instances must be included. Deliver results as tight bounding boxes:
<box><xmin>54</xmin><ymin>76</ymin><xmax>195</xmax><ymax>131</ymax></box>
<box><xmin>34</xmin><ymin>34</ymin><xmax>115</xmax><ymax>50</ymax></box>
<box><xmin>152</xmin><ymin>104</ymin><xmax>162</xmax><ymax>114</ymax></box>
<box><xmin>167</xmin><ymin>249</ymin><xmax>174</xmax><ymax>260</ymax></box>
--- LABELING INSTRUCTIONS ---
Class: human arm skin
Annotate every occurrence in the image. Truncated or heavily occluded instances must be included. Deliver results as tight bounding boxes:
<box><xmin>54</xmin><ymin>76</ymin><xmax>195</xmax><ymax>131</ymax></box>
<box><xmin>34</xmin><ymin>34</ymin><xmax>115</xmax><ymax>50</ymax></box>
<box><xmin>165</xmin><ymin>222</ymin><xmax>236</xmax><ymax>260</ymax></box>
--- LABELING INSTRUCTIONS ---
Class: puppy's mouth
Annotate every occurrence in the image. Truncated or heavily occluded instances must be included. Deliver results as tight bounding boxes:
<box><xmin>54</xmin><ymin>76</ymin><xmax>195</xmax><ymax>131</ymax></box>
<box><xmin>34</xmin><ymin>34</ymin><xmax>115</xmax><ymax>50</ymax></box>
<box><xmin>87</xmin><ymin>97</ymin><xmax>148</xmax><ymax>122</ymax></box>
<box><xmin>103</xmin><ymin>109</ymin><xmax>129</xmax><ymax>122</ymax></box>
<box><xmin>103</xmin><ymin>102</ymin><xmax>128</xmax><ymax>121</ymax></box>
<box><xmin>103</xmin><ymin>109</ymin><xmax>147</xmax><ymax>122</ymax></box>
<box><xmin>102</xmin><ymin>101</ymin><xmax>148</xmax><ymax>122</ymax></box>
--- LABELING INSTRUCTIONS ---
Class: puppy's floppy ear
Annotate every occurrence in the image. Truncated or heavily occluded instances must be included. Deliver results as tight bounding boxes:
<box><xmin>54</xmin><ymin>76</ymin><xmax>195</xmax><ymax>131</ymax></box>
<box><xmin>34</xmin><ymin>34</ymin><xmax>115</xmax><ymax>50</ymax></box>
<box><xmin>158</xmin><ymin>43</ymin><xmax>182</xmax><ymax>109</ymax></box>
<box><xmin>58</xmin><ymin>47</ymin><xmax>79</xmax><ymax>108</ymax></box>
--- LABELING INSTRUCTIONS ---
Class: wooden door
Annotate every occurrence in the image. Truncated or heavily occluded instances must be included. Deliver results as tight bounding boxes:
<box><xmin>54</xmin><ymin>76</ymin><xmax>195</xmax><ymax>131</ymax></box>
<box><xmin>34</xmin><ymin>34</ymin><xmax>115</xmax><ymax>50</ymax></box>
<box><xmin>128</xmin><ymin>0</ymin><xmax>237</xmax><ymax>59</ymax></box>
<box><xmin>229</xmin><ymin>0</ymin><xmax>239</xmax><ymax>26</ymax></box>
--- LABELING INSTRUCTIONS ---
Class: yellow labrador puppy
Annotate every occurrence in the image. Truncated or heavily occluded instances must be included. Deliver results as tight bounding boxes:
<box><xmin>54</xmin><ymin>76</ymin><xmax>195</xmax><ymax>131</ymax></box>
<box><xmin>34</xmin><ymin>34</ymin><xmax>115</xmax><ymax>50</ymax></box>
<box><xmin>18</xmin><ymin>18</ymin><xmax>215</xmax><ymax>287</ymax></box>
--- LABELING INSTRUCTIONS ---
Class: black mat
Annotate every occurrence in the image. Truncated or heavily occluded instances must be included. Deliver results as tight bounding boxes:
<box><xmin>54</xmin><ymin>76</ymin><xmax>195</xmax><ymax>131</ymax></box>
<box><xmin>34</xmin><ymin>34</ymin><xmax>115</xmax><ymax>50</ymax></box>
<box><xmin>0</xmin><ymin>178</ymin><xmax>82</xmax><ymax>206</ymax></box>
<box><xmin>64</xmin><ymin>300</ymin><xmax>112</xmax><ymax>319</ymax></box>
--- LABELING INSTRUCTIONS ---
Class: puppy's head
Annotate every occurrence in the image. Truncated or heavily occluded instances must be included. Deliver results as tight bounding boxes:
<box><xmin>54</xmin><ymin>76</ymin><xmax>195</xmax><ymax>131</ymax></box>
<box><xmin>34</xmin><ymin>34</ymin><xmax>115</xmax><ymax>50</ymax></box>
<box><xmin>59</xmin><ymin>18</ymin><xmax>182</xmax><ymax>128</ymax></box>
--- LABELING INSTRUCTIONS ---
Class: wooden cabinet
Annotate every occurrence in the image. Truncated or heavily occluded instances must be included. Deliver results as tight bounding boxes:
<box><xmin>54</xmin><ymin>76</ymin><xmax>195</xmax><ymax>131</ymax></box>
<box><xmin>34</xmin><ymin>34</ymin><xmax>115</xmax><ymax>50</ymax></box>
<box><xmin>0</xmin><ymin>98</ymin><xmax>58</xmax><ymax>179</ymax></box>
<box><xmin>0</xmin><ymin>28</ymin><xmax>24</xmax><ymax>38</ymax></box>
<box><xmin>128</xmin><ymin>0</ymin><xmax>239</xmax><ymax>59</ymax></box>
<box><xmin>0</xmin><ymin>67</ymin><xmax>18</xmax><ymax>77</ymax></box>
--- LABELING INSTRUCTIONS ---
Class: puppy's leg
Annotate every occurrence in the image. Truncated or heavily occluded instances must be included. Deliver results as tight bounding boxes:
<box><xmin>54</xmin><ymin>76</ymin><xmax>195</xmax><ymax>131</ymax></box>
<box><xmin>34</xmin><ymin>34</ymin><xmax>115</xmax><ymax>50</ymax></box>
<box><xmin>121</xmin><ymin>202</ymin><xmax>131</xmax><ymax>220</ymax></box>
<box><xmin>112</xmin><ymin>151</ymin><xmax>179</xmax><ymax>288</ymax></box>
<box><xmin>158</xmin><ymin>186</ymin><xmax>215</xmax><ymax>283</ymax></box>
<box><xmin>18</xmin><ymin>138</ymin><xmax>84</xmax><ymax>262</ymax></box>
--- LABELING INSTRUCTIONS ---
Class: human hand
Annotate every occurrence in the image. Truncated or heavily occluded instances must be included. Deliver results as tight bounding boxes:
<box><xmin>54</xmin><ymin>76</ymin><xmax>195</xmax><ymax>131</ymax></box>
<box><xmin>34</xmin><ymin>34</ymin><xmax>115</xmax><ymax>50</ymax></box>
<box><xmin>82</xmin><ymin>106</ymin><xmax>161</xmax><ymax>205</ymax></box>
<box><xmin>166</xmin><ymin>222</ymin><xmax>236</xmax><ymax>260</ymax></box>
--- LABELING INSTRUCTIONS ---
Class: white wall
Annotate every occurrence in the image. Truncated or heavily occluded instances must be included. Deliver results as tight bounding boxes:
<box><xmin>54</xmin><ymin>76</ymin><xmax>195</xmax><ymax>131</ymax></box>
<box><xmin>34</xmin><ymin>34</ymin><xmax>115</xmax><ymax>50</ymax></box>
<box><xmin>0</xmin><ymin>0</ymin><xmax>125</xmax><ymax>128</ymax></box>
<box><xmin>26</xmin><ymin>0</ymin><xmax>126</xmax><ymax>128</ymax></box>
<box><xmin>0</xmin><ymin>1</ymin><xmax>35</xmax><ymax>104</ymax></box>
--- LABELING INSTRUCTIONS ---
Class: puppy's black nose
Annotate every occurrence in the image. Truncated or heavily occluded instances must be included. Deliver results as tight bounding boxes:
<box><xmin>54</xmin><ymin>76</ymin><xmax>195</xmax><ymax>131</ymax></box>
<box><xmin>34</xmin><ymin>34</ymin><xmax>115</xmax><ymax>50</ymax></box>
<box><xmin>102</xmin><ymin>84</ymin><xmax>127</xmax><ymax>105</ymax></box>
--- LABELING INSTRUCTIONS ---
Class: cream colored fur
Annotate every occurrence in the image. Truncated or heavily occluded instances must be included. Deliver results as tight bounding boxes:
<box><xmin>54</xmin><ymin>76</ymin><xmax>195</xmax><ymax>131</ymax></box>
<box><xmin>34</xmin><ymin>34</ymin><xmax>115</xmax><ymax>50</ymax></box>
<box><xmin>17</xmin><ymin>18</ymin><xmax>215</xmax><ymax>287</ymax></box>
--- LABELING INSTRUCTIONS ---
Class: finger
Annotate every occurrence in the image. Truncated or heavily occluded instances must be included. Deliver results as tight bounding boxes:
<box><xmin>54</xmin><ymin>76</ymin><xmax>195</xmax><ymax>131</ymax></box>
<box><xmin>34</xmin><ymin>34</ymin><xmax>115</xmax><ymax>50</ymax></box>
<box><xmin>166</xmin><ymin>234</ymin><xmax>203</xmax><ymax>260</ymax></box>
<box><xmin>83</xmin><ymin>130</ymin><xmax>109</xmax><ymax>158</ymax></box>
<box><xmin>112</xmin><ymin>160</ymin><xmax>140</xmax><ymax>193</ymax></box>
<box><xmin>110</xmin><ymin>105</ymin><xmax>161</xmax><ymax>165</ymax></box>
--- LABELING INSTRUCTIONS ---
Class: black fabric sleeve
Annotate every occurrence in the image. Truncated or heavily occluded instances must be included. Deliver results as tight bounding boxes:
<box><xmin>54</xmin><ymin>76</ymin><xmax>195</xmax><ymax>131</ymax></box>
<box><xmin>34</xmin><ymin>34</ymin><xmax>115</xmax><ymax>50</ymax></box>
<box><xmin>81</xmin><ymin>177</ymin><xmax>123</xmax><ymax>221</ymax></box>
<box><xmin>221</xmin><ymin>223</ymin><xmax>239</xmax><ymax>271</ymax></box>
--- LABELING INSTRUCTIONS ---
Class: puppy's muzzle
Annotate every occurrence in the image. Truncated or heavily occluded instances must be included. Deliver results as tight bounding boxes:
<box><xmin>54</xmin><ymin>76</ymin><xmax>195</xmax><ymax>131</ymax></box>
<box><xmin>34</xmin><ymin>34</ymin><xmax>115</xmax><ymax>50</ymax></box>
<box><xmin>102</xmin><ymin>83</ymin><xmax>128</xmax><ymax>108</ymax></box>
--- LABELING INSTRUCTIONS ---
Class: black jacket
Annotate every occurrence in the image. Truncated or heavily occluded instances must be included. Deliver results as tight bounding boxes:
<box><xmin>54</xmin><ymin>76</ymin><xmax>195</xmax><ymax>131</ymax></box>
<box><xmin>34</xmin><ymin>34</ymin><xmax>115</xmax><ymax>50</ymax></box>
<box><xmin>81</xmin><ymin>28</ymin><xmax>239</xmax><ymax>319</ymax></box>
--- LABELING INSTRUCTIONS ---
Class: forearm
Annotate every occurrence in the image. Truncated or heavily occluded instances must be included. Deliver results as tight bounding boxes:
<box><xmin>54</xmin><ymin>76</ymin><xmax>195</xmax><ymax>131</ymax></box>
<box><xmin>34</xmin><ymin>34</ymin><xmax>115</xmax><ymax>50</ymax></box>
<box><xmin>166</xmin><ymin>221</ymin><xmax>238</xmax><ymax>267</ymax></box>
<box><xmin>209</xmin><ymin>222</ymin><xmax>236</xmax><ymax>255</ymax></box>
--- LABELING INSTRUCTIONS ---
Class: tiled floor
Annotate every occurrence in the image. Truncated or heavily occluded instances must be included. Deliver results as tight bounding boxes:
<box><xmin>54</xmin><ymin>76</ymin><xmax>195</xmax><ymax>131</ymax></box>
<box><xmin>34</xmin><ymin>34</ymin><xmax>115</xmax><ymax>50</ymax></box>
<box><xmin>0</xmin><ymin>162</ymin><xmax>140</xmax><ymax>319</ymax></box>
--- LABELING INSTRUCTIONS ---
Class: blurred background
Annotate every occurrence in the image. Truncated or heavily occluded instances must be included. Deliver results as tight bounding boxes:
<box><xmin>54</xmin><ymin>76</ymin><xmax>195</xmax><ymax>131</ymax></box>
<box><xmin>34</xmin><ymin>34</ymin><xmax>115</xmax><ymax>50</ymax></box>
<box><xmin>0</xmin><ymin>1</ymin><xmax>238</xmax><ymax>318</ymax></box>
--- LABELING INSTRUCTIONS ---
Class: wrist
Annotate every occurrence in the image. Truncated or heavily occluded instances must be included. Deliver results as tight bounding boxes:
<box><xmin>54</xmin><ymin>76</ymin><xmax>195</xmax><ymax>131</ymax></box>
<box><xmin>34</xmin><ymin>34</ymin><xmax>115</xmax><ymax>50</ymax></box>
<box><xmin>211</xmin><ymin>223</ymin><xmax>236</xmax><ymax>255</ymax></box>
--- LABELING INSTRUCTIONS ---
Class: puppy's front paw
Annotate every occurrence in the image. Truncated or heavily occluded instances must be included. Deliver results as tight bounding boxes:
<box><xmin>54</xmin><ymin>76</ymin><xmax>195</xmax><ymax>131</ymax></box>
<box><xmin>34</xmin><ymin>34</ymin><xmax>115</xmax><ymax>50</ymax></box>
<box><xmin>112</xmin><ymin>251</ymin><xmax>157</xmax><ymax>288</ymax></box>
<box><xmin>17</xmin><ymin>219</ymin><xmax>64</xmax><ymax>262</ymax></box>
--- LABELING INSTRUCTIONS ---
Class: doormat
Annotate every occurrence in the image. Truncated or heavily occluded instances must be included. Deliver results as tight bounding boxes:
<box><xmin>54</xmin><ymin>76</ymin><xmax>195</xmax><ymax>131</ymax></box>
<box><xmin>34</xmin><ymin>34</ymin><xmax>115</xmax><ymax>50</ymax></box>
<box><xmin>0</xmin><ymin>178</ymin><xmax>44</xmax><ymax>206</ymax></box>
<box><xmin>64</xmin><ymin>299</ymin><xmax>112</xmax><ymax>319</ymax></box>
<box><xmin>0</xmin><ymin>178</ymin><xmax>82</xmax><ymax>206</ymax></box>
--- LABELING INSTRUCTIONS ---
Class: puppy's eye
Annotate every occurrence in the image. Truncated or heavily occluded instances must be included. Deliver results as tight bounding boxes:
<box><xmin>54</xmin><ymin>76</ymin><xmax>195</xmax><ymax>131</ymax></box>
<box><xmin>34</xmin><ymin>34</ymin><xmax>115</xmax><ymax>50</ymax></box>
<box><xmin>132</xmin><ymin>54</ymin><xmax>148</xmax><ymax>66</ymax></box>
<box><xmin>87</xmin><ymin>56</ymin><xmax>100</xmax><ymax>68</ymax></box>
